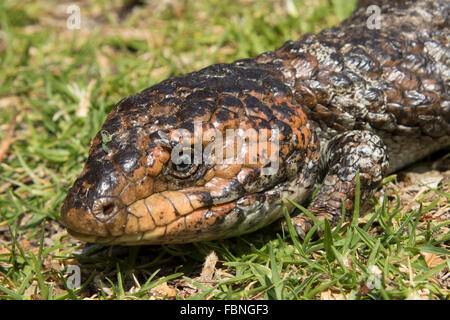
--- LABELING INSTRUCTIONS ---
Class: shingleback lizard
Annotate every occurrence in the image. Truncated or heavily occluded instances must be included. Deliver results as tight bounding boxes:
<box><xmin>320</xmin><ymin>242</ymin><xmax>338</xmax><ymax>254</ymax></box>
<box><xmin>61</xmin><ymin>0</ymin><xmax>450</xmax><ymax>245</ymax></box>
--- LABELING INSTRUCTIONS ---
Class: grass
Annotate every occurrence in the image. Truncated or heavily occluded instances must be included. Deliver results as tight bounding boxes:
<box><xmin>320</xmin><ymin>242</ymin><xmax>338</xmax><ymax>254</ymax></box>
<box><xmin>0</xmin><ymin>0</ymin><xmax>449</xmax><ymax>300</ymax></box>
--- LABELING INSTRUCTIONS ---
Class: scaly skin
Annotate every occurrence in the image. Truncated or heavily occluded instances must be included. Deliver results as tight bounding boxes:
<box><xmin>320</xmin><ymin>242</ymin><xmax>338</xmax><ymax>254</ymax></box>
<box><xmin>61</xmin><ymin>0</ymin><xmax>449</xmax><ymax>245</ymax></box>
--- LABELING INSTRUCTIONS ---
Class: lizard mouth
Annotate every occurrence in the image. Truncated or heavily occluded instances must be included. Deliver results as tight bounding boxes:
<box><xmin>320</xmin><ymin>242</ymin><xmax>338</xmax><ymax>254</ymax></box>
<box><xmin>61</xmin><ymin>176</ymin><xmax>302</xmax><ymax>246</ymax></box>
<box><xmin>63</xmin><ymin>193</ymin><xmax>266</xmax><ymax>245</ymax></box>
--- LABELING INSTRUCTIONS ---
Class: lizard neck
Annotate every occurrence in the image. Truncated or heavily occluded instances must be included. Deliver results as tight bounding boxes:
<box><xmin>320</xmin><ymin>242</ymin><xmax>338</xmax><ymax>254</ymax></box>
<box><xmin>251</xmin><ymin>0</ymin><xmax>449</xmax><ymax>171</ymax></box>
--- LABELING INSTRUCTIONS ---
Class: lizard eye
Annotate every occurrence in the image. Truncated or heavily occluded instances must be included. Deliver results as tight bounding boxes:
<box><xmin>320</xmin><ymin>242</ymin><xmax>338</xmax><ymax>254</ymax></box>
<box><xmin>169</xmin><ymin>152</ymin><xmax>199</xmax><ymax>178</ymax></box>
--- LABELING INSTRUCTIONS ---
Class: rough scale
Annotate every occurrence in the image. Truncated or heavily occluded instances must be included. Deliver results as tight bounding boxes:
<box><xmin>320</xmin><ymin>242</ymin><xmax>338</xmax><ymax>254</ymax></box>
<box><xmin>61</xmin><ymin>0</ymin><xmax>450</xmax><ymax>244</ymax></box>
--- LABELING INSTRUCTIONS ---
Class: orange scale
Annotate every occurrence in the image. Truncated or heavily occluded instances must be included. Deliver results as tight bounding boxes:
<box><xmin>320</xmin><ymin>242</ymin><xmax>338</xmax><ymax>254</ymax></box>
<box><xmin>105</xmin><ymin>209</ymin><xmax>128</xmax><ymax>236</ymax></box>
<box><xmin>296</xmin><ymin>108</ymin><xmax>307</xmax><ymax>125</ymax></box>
<box><xmin>128</xmin><ymin>162</ymin><xmax>148</xmax><ymax>181</ymax></box>
<box><xmin>128</xmin><ymin>199</ymin><xmax>156</xmax><ymax>230</ymax></box>
<box><xmin>210</xmin><ymin>202</ymin><xmax>236</xmax><ymax>217</ymax></box>
<box><xmin>124</xmin><ymin>214</ymin><xmax>140</xmax><ymax>235</ymax></box>
<box><xmin>134</xmin><ymin>175</ymin><xmax>154</xmax><ymax>201</ymax></box>
<box><xmin>184</xmin><ymin>208</ymin><xmax>214</xmax><ymax>232</ymax></box>
<box><xmin>119</xmin><ymin>183</ymin><xmax>137</xmax><ymax>206</ymax></box>
<box><xmin>160</xmin><ymin>191</ymin><xmax>194</xmax><ymax>216</ymax></box>
<box><xmin>247</xmin><ymin>90</ymin><xmax>264</xmax><ymax>100</ymax></box>
<box><xmin>144</xmin><ymin>193</ymin><xmax>177</xmax><ymax>226</ymax></box>
<box><xmin>142</xmin><ymin>226</ymin><xmax>166</xmax><ymax>241</ymax></box>
<box><xmin>184</xmin><ymin>192</ymin><xmax>207</xmax><ymax>210</ymax></box>
<box><xmin>146</xmin><ymin>159</ymin><xmax>163</xmax><ymax>177</ymax></box>
<box><xmin>214</xmin><ymin>163</ymin><xmax>242</xmax><ymax>179</ymax></box>
<box><xmin>153</xmin><ymin>146</ymin><xmax>171</xmax><ymax>164</ymax></box>
<box><xmin>153</xmin><ymin>178</ymin><xmax>168</xmax><ymax>193</ymax></box>
<box><xmin>165</xmin><ymin>217</ymin><xmax>186</xmax><ymax>237</ymax></box>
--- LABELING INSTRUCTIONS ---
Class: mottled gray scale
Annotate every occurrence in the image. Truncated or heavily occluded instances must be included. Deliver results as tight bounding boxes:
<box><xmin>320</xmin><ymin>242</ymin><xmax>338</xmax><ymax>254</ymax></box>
<box><xmin>264</xmin><ymin>0</ymin><xmax>450</xmax><ymax>173</ymax></box>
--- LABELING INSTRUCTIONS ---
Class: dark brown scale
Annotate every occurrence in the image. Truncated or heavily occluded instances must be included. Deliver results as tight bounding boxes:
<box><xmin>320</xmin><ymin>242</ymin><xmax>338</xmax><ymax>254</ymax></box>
<box><xmin>61</xmin><ymin>0</ymin><xmax>450</xmax><ymax>245</ymax></box>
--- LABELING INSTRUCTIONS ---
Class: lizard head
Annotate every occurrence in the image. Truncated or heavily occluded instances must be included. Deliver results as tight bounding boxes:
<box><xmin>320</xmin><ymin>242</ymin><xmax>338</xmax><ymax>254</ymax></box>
<box><xmin>61</xmin><ymin>64</ymin><xmax>318</xmax><ymax>245</ymax></box>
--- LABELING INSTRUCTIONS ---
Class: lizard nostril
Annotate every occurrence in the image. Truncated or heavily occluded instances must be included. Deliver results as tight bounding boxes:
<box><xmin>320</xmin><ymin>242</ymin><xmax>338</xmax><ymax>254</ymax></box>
<box><xmin>102</xmin><ymin>203</ymin><xmax>115</xmax><ymax>216</ymax></box>
<box><xmin>92</xmin><ymin>197</ymin><xmax>122</xmax><ymax>221</ymax></box>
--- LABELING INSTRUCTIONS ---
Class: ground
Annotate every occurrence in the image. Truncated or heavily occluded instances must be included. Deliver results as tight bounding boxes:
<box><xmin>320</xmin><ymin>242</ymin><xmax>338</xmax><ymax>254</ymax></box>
<box><xmin>0</xmin><ymin>0</ymin><xmax>448</xmax><ymax>300</ymax></box>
